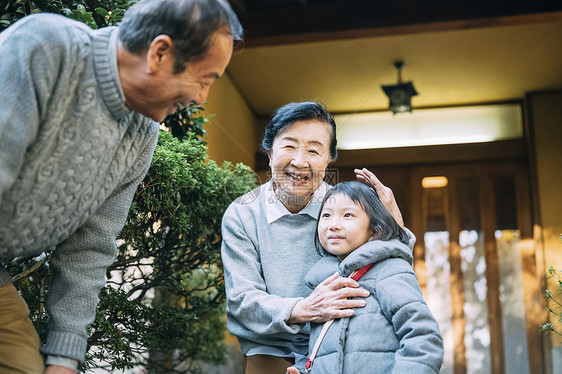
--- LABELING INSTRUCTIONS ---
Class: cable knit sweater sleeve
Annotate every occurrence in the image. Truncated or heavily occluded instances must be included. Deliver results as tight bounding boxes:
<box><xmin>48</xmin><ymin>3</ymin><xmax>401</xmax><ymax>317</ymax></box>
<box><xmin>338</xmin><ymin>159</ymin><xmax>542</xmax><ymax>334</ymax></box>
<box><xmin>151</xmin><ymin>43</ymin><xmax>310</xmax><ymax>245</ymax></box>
<box><xmin>0</xmin><ymin>15</ymin><xmax>54</xmax><ymax>203</ymax></box>
<box><xmin>43</xmin><ymin>125</ymin><xmax>158</xmax><ymax>362</ymax></box>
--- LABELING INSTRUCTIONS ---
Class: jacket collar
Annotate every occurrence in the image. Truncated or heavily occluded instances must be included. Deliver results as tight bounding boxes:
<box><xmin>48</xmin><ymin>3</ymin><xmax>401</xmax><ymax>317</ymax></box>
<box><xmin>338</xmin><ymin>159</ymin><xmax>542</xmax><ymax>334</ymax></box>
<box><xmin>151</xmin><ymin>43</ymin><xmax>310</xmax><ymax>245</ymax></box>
<box><xmin>338</xmin><ymin>238</ymin><xmax>413</xmax><ymax>277</ymax></box>
<box><xmin>92</xmin><ymin>27</ymin><xmax>131</xmax><ymax>121</ymax></box>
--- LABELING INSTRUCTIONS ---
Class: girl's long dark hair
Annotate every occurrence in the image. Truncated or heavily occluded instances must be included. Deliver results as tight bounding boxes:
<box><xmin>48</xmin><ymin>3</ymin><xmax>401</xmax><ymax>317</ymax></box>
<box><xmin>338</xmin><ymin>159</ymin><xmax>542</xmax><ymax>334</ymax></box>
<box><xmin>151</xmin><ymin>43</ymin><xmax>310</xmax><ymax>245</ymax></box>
<box><xmin>315</xmin><ymin>181</ymin><xmax>409</xmax><ymax>255</ymax></box>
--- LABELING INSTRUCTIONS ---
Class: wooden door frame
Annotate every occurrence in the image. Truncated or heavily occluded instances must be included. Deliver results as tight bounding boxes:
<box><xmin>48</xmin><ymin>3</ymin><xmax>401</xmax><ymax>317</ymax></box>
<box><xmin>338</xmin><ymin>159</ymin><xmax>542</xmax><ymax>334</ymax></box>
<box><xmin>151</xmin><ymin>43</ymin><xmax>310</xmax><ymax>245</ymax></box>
<box><xmin>329</xmin><ymin>136</ymin><xmax>549</xmax><ymax>372</ymax></box>
<box><xmin>409</xmin><ymin>161</ymin><xmax>544</xmax><ymax>374</ymax></box>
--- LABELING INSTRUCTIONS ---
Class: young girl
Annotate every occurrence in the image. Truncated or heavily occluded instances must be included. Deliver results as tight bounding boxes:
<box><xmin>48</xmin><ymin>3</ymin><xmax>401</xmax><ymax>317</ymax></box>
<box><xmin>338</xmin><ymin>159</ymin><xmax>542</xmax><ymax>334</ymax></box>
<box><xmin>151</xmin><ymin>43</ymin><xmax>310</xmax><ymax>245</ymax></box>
<box><xmin>287</xmin><ymin>181</ymin><xmax>443</xmax><ymax>374</ymax></box>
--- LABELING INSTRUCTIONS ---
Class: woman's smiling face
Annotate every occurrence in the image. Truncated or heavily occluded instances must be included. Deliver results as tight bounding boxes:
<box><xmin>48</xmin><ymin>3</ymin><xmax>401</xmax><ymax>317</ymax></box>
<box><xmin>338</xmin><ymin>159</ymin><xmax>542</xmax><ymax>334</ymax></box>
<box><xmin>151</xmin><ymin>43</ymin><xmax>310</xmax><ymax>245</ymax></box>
<box><xmin>268</xmin><ymin>119</ymin><xmax>332</xmax><ymax>213</ymax></box>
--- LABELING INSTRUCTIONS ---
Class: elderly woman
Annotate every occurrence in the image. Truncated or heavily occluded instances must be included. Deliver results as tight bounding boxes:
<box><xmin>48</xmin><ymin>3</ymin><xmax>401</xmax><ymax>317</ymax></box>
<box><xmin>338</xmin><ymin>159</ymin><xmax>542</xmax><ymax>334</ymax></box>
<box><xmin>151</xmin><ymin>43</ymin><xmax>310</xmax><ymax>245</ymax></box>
<box><xmin>221</xmin><ymin>102</ymin><xmax>410</xmax><ymax>374</ymax></box>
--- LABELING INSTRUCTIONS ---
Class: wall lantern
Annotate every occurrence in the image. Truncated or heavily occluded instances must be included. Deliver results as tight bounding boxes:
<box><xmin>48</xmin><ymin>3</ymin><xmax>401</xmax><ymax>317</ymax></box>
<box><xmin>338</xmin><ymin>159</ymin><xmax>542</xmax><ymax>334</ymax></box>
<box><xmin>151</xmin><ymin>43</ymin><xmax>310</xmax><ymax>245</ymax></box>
<box><xmin>381</xmin><ymin>61</ymin><xmax>418</xmax><ymax>114</ymax></box>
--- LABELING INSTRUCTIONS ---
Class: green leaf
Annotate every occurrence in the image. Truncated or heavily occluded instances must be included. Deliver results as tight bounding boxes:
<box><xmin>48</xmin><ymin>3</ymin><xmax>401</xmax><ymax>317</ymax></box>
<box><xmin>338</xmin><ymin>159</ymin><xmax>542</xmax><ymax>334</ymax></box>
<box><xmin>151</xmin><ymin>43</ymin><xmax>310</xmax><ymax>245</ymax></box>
<box><xmin>110</xmin><ymin>8</ymin><xmax>124</xmax><ymax>17</ymax></box>
<box><xmin>94</xmin><ymin>7</ymin><xmax>108</xmax><ymax>16</ymax></box>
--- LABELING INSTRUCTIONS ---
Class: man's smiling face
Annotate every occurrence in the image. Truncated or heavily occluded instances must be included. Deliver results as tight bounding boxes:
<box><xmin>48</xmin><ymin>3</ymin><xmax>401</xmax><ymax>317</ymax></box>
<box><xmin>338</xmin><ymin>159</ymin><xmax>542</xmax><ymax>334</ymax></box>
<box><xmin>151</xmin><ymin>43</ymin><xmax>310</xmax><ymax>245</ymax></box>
<box><xmin>130</xmin><ymin>28</ymin><xmax>233</xmax><ymax>122</ymax></box>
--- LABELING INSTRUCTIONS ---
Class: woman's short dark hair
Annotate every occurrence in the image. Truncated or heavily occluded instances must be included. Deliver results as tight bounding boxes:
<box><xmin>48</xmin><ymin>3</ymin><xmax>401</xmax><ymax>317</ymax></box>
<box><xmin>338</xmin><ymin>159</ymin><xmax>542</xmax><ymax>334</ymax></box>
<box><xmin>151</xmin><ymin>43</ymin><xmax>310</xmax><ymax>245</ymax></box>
<box><xmin>314</xmin><ymin>181</ymin><xmax>409</xmax><ymax>255</ymax></box>
<box><xmin>261</xmin><ymin>102</ymin><xmax>338</xmax><ymax>161</ymax></box>
<box><xmin>119</xmin><ymin>0</ymin><xmax>243</xmax><ymax>74</ymax></box>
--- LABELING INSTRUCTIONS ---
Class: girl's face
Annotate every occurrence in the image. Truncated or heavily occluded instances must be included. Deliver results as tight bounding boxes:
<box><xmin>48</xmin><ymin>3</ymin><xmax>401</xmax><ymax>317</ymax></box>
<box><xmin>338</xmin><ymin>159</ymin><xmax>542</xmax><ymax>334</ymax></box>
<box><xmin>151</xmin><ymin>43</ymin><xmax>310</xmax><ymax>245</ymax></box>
<box><xmin>318</xmin><ymin>193</ymin><xmax>374</xmax><ymax>260</ymax></box>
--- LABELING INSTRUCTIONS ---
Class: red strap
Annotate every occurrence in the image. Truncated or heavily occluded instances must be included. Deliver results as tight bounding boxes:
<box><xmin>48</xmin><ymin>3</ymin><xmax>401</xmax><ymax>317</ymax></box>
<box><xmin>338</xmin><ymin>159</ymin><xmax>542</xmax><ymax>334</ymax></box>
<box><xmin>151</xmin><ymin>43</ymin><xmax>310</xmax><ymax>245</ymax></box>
<box><xmin>350</xmin><ymin>263</ymin><xmax>373</xmax><ymax>281</ymax></box>
<box><xmin>304</xmin><ymin>263</ymin><xmax>373</xmax><ymax>374</ymax></box>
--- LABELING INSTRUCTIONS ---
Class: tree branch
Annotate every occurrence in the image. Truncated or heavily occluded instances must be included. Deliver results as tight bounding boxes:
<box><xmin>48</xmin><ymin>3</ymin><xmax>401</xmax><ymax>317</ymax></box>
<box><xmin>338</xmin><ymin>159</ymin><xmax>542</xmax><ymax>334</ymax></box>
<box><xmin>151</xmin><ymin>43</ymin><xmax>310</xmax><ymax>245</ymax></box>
<box><xmin>12</xmin><ymin>255</ymin><xmax>49</xmax><ymax>282</ymax></box>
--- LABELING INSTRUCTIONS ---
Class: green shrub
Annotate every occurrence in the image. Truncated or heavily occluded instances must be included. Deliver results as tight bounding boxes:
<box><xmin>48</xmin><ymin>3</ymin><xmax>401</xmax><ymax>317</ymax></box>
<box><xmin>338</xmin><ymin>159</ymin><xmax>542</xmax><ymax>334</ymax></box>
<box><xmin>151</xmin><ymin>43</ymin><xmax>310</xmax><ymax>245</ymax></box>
<box><xmin>10</xmin><ymin>124</ymin><xmax>257</xmax><ymax>372</ymax></box>
<box><xmin>0</xmin><ymin>0</ymin><xmax>135</xmax><ymax>31</ymax></box>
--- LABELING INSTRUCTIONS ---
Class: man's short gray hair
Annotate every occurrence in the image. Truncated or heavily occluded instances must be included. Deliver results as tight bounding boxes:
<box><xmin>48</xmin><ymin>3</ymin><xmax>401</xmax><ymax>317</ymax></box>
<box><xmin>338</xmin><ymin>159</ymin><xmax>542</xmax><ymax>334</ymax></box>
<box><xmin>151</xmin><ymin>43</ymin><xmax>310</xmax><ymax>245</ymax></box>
<box><xmin>119</xmin><ymin>0</ymin><xmax>243</xmax><ymax>73</ymax></box>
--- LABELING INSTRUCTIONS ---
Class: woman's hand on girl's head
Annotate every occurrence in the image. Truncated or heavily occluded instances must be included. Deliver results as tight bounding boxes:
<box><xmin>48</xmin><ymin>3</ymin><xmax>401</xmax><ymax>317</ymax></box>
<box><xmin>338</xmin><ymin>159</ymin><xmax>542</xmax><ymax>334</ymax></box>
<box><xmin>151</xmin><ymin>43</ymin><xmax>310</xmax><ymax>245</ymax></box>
<box><xmin>288</xmin><ymin>272</ymin><xmax>370</xmax><ymax>324</ymax></box>
<box><xmin>354</xmin><ymin>168</ymin><xmax>405</xmax><ymax>228</ymax></box>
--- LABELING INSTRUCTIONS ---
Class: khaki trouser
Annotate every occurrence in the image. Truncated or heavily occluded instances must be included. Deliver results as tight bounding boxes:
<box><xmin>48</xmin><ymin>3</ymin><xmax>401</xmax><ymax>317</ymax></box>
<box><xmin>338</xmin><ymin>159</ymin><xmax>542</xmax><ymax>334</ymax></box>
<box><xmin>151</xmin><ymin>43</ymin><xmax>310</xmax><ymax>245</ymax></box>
<box><xmin>243</xmin><ymin>354</ymin><xmax>294</xmax><ymax>374</ymax></box>
<box><xmin>0</xmin><ymin>283</ymin><xmax>45</xmax><ymax>374</ymax></box>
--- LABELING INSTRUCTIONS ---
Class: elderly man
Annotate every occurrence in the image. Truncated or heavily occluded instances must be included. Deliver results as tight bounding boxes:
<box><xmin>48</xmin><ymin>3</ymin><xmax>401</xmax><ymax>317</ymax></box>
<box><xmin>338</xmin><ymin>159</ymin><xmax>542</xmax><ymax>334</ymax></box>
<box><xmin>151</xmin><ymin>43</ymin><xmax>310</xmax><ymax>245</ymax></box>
<box><xmin>0</xmin><ymin>1</ymin><xmax>242</xmax><ymax>373</ymax></box>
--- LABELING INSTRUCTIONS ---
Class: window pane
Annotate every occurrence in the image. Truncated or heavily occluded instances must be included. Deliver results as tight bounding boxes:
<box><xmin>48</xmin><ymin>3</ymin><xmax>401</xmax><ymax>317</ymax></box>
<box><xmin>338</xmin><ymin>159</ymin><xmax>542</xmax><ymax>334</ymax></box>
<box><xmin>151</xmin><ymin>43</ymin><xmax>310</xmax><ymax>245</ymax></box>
<box><xmin>424</xmin><ymin>185</ymin><xmax>453</xmax><ymax>373</ymax></box>
<box><xmin>458</xmin><ymin>177</ymin><xmax>490</xmax><ymax>374</ymax></box>
<box><xmin>497</xmin><ymin>230</ymin><xmax>530</xmax><ymax>374</ymax></box>
<box><xmin>460</xmin><ymin>230</ymin><xmax>491</xmax><ymax>374</ymax></box>
<box><xmin>334</xmin><ymin>104</ymin><xmax>523</xmax><ymax>150</ymax></box>
<box><xmin>425</xmin><ymin>231</ymin><xmax>454</xmax><ymax>374</ymax></box>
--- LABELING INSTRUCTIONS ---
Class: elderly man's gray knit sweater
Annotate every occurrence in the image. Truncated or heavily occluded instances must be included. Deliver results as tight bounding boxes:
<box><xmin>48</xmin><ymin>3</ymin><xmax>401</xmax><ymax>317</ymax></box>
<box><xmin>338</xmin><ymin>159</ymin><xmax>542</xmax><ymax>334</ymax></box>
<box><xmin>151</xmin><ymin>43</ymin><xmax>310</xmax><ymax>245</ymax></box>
<box><xmin>0</xmin><ymin>14</ymin><xmax>158</xmax><ymax>362</ymax></box>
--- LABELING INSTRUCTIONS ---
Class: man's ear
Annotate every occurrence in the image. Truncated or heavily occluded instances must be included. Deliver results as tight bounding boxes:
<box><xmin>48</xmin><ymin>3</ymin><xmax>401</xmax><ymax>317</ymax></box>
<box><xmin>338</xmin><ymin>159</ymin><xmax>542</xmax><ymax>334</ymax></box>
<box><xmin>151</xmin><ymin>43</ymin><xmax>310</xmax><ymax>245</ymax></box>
<box><xmin>147</xmin><ymin>35</ymin><xmax>174</xmax><ymax>73</ymax></box>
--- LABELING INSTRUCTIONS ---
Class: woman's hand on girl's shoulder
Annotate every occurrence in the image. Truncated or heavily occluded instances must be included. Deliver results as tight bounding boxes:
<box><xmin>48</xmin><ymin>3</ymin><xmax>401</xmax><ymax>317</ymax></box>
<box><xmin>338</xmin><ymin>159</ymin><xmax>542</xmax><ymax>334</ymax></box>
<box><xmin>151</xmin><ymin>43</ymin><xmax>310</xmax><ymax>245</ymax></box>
<box><xmin>286</xmin><ymin>366</ymin><xmax>301</xmax><ymax>374</ymax></box>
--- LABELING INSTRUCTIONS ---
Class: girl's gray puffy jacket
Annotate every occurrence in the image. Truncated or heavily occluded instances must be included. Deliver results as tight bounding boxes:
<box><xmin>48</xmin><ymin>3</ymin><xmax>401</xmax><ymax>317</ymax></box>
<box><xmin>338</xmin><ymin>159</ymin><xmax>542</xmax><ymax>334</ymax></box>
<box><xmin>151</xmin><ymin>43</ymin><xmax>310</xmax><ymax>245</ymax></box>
<box><xmin>301</xmin><ymin>239</ymin><xmax>444</xmax><ymax>374</ymax></box>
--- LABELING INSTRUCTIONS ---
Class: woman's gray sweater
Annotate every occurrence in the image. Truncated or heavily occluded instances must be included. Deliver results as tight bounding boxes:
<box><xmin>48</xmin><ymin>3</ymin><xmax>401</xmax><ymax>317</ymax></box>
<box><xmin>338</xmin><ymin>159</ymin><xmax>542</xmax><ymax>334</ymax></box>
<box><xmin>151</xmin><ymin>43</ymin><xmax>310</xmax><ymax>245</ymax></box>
<box><xmin>221</xmin><ymin>182</ymin><xmax>325</xmax><ymax>357</ymax></box>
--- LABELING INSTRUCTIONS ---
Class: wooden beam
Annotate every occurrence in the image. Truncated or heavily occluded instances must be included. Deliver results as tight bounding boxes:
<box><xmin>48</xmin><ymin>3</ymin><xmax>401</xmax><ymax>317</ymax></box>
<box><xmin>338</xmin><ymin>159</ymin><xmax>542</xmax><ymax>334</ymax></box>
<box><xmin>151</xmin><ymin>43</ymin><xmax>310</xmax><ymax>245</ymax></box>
<box><xmin>243</xmin><ymin>11</ymin><xmax>562</xmax><ymax>46</ymax></box>
<box><xmin>523</xmin><ymin>89</ymin><xmax>555</xmax><ymax>374</ymax></box>
<box><xmin>516</xmin><ymin>170</ymin><xmax>548</xmax><ymax>373</ymax></box>
<box><xmin>329</xmin><ymin>139</ymin><xmax>527</xmax><ymax>170</ymax></box>
<box><xmin>237</xmin><ymin>0</ymin><xmax>562</xmax><ymax>47</ymax></box>
<box><xmin>480</xmin><ymin>175</ymin><xmax>505</xmax><ymax>374</ymax></box>
<box><xmin>447</xmin><ymin>176</ymin><xmax>467</xmax><ymax>374</ymax></box>
<box><xmin>411</xmin><ymin>170</ymin><xmax>427</xmax><ymax>295</ymax></box>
